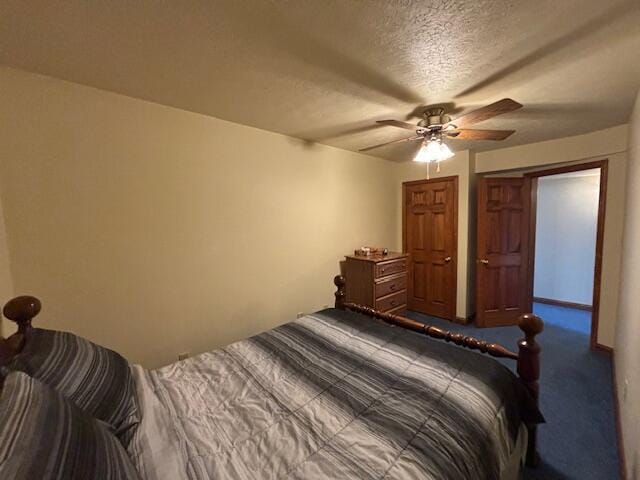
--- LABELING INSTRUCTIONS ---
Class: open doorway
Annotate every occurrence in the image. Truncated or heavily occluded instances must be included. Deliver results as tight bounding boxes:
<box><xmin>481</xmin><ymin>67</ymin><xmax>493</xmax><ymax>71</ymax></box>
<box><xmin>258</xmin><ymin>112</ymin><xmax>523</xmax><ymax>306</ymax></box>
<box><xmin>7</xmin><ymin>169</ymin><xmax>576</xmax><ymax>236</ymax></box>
<box><xmin>474</xmin><ymin>160</ymin><xmax>607</xmax><ymax>350</ymax></box>
<box><xmin>526</xmin><ymin>161</ymin><xmax>607</xmax><ymax>349</ymax></box>
<box><xmin>531</xmin><ymin>170</ymin><xmax>599</xmax><ymax>332</ymax></box>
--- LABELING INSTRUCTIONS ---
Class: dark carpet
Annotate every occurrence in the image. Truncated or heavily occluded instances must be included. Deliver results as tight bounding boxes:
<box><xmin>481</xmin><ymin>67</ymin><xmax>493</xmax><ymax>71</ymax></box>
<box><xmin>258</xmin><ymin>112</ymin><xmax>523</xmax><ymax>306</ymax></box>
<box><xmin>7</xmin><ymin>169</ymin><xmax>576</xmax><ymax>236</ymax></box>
<box><xmin>533</xmin><ymin>303</ymin><xmax>592</xmax><ymax>336</ymax></box>
<box><xmin>406</xmin><ymin>303</ymin><xmax>620</xmax><ymax>480</ymax></box>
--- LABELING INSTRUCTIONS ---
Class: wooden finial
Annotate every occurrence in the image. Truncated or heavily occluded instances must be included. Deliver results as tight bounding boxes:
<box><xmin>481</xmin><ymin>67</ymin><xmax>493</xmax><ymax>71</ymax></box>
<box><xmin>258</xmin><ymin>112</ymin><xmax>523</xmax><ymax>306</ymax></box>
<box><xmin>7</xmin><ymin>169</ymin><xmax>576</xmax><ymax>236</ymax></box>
<box><xmin>3</xmin><ymin>296</ymin><xmax>41</xmax><ymax>334</ymax></box>
<box><xmin>519</xmin><ymin>313</ymin><xmax>544</xmax><ymax>339</ymax></box>
<box><xmin>333</xmin><ymin>275</ymin><xmax>346</xmax><ymax>309</ymax></box>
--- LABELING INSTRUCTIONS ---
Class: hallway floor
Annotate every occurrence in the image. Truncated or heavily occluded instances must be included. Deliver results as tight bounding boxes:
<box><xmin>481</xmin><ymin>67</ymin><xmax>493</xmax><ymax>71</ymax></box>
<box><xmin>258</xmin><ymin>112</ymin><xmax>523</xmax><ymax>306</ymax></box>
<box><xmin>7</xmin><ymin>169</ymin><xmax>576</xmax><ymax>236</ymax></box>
<box><xmin>533</xmin><ymin>302</ymin><xmax>591</xmax><ymax>335</ymax></box>
<box><xmin>406</xmin><ymin>303</ymin><xmax>621</xmax><ymax>480</ymax></box>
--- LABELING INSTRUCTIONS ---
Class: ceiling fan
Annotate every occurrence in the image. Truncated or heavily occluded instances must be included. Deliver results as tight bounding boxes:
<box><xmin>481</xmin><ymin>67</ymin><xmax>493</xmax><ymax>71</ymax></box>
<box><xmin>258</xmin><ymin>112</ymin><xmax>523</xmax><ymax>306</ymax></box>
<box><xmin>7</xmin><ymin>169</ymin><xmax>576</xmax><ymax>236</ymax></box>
<box><xmin>359</xmin><ymin>98</ymin><xmax>523</xmax><ymax>153</ymax></box>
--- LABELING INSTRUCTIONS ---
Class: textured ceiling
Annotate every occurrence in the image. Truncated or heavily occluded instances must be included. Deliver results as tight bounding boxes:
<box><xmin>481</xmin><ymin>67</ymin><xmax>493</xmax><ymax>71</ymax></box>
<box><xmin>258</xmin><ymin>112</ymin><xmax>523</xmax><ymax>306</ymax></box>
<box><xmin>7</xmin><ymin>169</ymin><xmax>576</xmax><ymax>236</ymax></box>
<box><xmin>1</xmin><ymin>0</ymin><xmax>639</xmax><ymax>161</ymax></box>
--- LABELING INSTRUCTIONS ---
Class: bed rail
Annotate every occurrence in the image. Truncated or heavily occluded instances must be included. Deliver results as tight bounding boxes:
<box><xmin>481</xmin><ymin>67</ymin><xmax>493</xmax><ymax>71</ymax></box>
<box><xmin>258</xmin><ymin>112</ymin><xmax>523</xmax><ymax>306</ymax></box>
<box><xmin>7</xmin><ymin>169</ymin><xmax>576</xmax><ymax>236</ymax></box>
<box><xmin>333</xmin><ymin>275</ymin><xmax>543</xmax><ymax>467</ymax></box>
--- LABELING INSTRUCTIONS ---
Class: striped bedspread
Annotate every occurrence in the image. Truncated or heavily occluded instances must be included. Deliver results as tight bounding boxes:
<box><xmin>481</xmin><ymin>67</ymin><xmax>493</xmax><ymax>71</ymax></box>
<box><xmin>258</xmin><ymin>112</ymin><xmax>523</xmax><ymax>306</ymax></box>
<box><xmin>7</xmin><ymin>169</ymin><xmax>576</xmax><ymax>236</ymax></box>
<box><xmin>127</xmin><ymin>308</ymin><xmax>533</xmax><ymax>480</ymax></box>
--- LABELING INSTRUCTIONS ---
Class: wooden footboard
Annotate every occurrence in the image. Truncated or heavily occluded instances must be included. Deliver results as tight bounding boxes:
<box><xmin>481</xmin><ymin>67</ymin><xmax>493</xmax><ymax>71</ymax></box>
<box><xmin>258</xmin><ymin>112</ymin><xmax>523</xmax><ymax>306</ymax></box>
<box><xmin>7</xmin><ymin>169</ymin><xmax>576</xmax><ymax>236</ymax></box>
<box><xmin>0</xmin><ymin>287</ymin><xmax>543</xmax><ymax>467</ymax></box>
<box><xmin>333</xmin><ymin>275</ymin><xmax>543</xmax><ymax>468</ymax></box>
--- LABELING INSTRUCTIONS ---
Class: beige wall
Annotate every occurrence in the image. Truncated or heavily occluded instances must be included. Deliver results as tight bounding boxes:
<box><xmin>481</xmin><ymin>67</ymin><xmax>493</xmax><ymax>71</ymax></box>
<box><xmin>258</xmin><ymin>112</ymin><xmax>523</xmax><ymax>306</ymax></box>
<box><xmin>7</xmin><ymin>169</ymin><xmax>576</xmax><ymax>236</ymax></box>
<box><xmin>394</xmin><ymin>150</ymin><xmax>476</xmax><ymax>319</ymax></box>
<box><xmin>615</xmin><ymin>90</ymin><xmax>640</xmax><ymax>479</ymax></box>
<box><xmin>0</xmin><ymin>67</ymin><xmax>398</xmax><ymax>367</ymax></box>
<box><xmin>0</xmin><ymin>66</ymin><xmax>630</xmax><ymax>370</ymax></box>
<box><xmin>475</xmin><ymin>125</ymin><xmax>628</xmax><ymax>173</ymax></box>
<box><xmin>476</xmin><ymin>126</ymin><xmax>628</xmax><ymax>347</ymax></box>
<box><xmin>0</xmin><ymin>186</ymin><xmax>14</xmax><ymax>335</ymax></box>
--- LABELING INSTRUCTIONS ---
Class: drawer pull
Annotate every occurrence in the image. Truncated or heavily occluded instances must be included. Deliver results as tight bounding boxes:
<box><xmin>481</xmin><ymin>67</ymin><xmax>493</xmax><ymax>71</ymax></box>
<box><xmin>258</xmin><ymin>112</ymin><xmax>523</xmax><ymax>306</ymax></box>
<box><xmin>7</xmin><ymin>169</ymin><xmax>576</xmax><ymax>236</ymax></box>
<box><xmin>389</xmin><ymin>284</ymin><xmax>396</xmax><ymax>291</ymax></box>
<box><xmin>390</xmin><ymin>300</ymin><xmax>396</xmax><ymax>306</ymax></box>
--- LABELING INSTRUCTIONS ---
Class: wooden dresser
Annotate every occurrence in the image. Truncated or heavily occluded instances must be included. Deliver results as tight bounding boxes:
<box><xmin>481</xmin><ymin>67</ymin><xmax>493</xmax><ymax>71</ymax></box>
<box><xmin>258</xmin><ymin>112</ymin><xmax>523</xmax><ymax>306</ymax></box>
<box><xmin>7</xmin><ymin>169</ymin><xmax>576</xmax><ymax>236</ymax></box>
<box><xmin>344</xmin><ymin>252</ymin><xmax>409</xmax><ymax>314</ymax></box>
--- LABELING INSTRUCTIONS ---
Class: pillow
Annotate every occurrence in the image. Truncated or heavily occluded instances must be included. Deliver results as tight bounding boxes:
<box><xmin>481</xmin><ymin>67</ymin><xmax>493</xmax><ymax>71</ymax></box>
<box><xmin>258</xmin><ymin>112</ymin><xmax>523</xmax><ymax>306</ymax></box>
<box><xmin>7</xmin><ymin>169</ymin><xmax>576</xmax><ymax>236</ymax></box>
<box><xmin>8</xmin><ymin>328</ymin><xmax>138</xmax><ymax>442</ymax></box>
<box><xmin>0</xmin><ymin>371</ymin><xmax>141</xmax><ymax>480</ymax></box>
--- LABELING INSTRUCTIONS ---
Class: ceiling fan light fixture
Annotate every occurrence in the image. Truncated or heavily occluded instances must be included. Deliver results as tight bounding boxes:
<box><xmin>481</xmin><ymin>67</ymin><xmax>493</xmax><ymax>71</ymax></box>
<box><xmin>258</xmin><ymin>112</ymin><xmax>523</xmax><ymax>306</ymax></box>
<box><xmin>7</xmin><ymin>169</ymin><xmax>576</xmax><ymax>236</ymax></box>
<box><xmin>413</xmin><ymin>136</ymin><xmax>454</xmax><ymax>163</ymax></box>
<box><xmin>438</xmin><ymin>141</ymin><xmax>454</xmax><ymax>160</ymax></box>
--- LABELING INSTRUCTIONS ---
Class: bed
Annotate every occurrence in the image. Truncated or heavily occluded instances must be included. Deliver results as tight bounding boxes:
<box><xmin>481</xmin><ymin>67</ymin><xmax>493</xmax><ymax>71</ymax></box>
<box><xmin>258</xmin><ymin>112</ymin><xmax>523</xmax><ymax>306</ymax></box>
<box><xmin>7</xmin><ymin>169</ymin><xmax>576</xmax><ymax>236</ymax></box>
<box><xmin>0</xmin><ymin>275</ymin><xmax>544</xmax><ymax>480</ymax></box>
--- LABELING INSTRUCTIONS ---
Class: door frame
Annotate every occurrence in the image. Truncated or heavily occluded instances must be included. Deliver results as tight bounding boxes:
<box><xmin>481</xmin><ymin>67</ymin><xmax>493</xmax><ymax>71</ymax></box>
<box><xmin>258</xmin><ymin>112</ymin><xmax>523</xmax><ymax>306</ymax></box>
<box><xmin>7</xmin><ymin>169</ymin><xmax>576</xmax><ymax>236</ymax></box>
<box><xmin>402</xmin><ymin>176</ymin><xmax>458</xmax><ymax>321</ymax></box>
<box><xmin>524</xmin><ymin>159</ymin><xmax>608</xmax><ymax>350</ymax></box>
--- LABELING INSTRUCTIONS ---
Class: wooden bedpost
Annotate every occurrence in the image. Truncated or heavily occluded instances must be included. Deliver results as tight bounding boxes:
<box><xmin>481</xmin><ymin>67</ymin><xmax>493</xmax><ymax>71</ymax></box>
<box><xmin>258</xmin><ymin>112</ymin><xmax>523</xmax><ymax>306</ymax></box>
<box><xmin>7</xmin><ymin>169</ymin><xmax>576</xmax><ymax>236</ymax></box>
<box><xmin>3</xmin><ymin>295</ymin><xmax>41</xmax><ymax>335</ymax></box>
<box><xmin>517</xmin><ymin>312</ymin><xmax>544</xmax><ymax>468</ymax></box>
<box><xmin>333</xmin><ymin>275</ymin><xmax>346</xmax><ymax>309</ymax></box>
<box><xmin>0</xmin><ymin>295</ymin><xmax>41</xmax><ymax>367</ymax></box>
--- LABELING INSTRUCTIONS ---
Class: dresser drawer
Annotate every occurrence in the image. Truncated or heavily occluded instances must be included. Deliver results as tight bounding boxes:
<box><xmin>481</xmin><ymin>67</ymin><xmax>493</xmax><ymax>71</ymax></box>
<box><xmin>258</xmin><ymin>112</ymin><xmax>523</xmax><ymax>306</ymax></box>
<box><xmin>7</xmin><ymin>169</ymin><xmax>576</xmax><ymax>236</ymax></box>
<box><xmin>375</xmin><ymin>259</ymin><xmax>407</xmax><ymax>278</ymax></box>
<box><xmin>375</xmin><ymin>274</ymin><xmax>406</xmax><ymax>299</ymax></box>
<box><xmin>375</xmin><ymin>290</ymin><xmax>407</xmax><ymax>312</ymax></box>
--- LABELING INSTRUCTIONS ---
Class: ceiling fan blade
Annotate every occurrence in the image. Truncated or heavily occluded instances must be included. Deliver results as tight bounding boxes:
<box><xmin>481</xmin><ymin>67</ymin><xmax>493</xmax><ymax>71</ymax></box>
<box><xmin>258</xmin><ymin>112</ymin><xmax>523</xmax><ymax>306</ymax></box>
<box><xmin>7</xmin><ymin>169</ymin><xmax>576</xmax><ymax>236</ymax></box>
<box><xmin>359</xmin><ymin>135</ymin><xmax>423</xmax><ymax>152</ymax></box>
<box><xmin>376</xmin><ymin>119</ymin><xmax>420</xmax><ymax>131</ymax></box>
<box><xmin>446</xmin><ymin>129</ymin><xmax>516</xmax><ymax>141</ymax></box>
<box><xmin>449</xmin><ymin>99</ymin><xmax>522</xmax><ymax>128</ymax></box>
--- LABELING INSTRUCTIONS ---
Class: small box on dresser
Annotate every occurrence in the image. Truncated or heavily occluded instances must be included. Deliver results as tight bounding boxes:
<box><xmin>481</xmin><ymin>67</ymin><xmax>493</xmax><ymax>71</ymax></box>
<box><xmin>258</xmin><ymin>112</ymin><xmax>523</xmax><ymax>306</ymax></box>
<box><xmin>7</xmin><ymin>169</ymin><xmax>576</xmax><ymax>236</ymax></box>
<box><xmin>344</xmin><ymin>252</ymin><xmax>409</xmax><ymax>314</ymax></box>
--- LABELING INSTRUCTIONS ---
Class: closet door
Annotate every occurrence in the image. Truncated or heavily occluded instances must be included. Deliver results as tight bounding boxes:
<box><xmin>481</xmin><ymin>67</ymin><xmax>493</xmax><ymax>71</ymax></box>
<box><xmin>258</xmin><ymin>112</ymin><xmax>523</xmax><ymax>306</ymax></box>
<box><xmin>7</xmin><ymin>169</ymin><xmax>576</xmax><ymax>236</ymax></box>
<box><xmin>403</xmin><ymin>177</ymin><xmax>458</xmax><ymax>320</ymax></box>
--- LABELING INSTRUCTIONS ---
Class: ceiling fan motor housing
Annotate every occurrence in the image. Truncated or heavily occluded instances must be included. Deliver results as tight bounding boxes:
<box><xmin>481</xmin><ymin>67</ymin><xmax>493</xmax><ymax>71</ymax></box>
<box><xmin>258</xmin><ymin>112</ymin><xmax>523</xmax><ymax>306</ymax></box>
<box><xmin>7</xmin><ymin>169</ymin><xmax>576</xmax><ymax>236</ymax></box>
<box><xmin>418</xmin><ymin>108</ymin><xmax>451</xmax><ymax>130</ymax></box>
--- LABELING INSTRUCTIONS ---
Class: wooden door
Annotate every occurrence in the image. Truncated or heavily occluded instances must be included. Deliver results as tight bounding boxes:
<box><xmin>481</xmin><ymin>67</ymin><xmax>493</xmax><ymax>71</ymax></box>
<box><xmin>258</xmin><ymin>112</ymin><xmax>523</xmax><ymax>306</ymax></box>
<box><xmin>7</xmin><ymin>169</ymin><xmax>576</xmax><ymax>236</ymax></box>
<box><xmin>403</xmin><ymin>177</ymin><xmax>457</xmax><ymax>320</ymax></box>
<box><xmin>476</xmin><ymin>177</ymin><xmax>532</xmax><ymax>327</ymax></box>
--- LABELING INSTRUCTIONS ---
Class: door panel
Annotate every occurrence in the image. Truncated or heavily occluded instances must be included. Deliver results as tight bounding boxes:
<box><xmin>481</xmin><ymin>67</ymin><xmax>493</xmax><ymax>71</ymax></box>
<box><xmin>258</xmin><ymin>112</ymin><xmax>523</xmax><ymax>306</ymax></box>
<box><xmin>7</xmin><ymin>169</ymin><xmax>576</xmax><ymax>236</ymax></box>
<box><xmin>413</xmin><ymin>262</ymin><xmax>426</xmax><ymax>300</ymax></box>
<box><xmin>412</xmin><ymin>214</ymin><xmax>425</xmax><ymax>250</ymax></box>
<box><xmin>476</xmin><ymin>177</ymin><xmax>532</xmax><ymax>327</ymax></box>
<box><xmin>432</xmin><ymin>212</ymin><xmax>446</xmax><ymax>251</ymax></box>
<box><xmin>403</xmin><ymin>177</ymin><xmax>457</xmax><ymax>320</ymax></box>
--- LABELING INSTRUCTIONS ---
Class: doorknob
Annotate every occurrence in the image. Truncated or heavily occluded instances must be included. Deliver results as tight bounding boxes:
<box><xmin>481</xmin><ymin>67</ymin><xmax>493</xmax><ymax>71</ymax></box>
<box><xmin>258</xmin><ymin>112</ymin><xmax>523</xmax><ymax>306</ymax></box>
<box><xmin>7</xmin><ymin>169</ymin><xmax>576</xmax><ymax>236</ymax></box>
<box><xmin>479</xmin><ymin>258</ymin><xmax>489</xmax><ymax>265</ymax></box>
<box><xmin>444</xmin><ymin>256</ymin><xmax>452</xmax><ymax>263</ymax></box>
